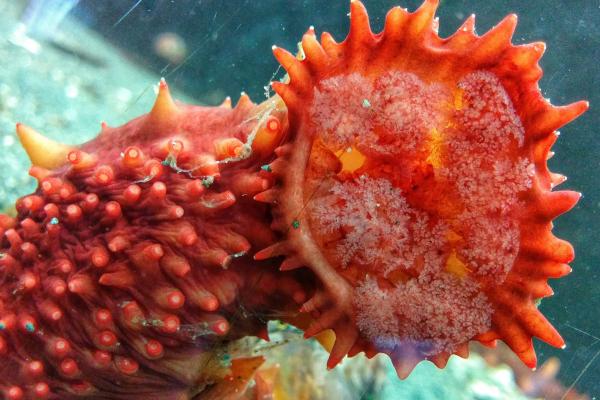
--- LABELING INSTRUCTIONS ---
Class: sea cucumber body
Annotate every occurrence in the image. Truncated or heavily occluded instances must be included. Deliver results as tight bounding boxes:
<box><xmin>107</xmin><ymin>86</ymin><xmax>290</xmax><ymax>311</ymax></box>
<box><xmin>264</xmin><ymin>0</ymin><xmax>586</xmax><ymax>377</ymax></box>
<box><xmin>0</xmin><ymin>86</ymin><xmax>302</xmax><ymax>399</ymax></box>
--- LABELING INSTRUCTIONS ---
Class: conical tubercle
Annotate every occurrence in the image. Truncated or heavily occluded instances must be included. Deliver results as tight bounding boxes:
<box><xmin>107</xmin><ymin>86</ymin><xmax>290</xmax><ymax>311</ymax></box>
<box><xmin>16</xmin><ymin>123</ymin><xmax>74</xmax><ymax>169</ymax></box>
<box><xmin>149</xmin><ymin>78</ymin><xmax>180</xmax><ymax>125</ymax></box>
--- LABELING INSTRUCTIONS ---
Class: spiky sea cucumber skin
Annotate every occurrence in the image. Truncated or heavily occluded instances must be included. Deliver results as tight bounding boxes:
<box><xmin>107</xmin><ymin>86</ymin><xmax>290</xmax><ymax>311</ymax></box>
<box><xmin>0</xmin><ymin>84</ymin><xmax>304</xmax><ymax>399</ymax></box>
<box><xmin>264</xmin><ymin>0</ymin><xmax>587</xmax><ymax>378</ymax></box>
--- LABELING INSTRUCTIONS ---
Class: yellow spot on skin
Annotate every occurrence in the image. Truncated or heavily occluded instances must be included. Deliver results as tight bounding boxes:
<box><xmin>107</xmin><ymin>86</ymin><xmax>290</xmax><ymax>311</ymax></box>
<box><xmin>445</xmin><ymin>249</ymin><xmax>471</xmax><ymax>278</ymax></box>
<box><xmin>335</xmin><ymin>145</ymin><xmax>366</xmax><ymax>173</ymax></box>
<box><xmin>425</xmin><ymin>128</ymin><xmax>443</xmax><ymax>169</ymax></box>
<box><xmin>314</xmin><ymin>329</ymin><xmax>336</xmax><ymax>352</ymax></box>
<box><xmin>454</xmin><ymin>88</ymin><xmax>464</xmax><ymax>110</ymax></box>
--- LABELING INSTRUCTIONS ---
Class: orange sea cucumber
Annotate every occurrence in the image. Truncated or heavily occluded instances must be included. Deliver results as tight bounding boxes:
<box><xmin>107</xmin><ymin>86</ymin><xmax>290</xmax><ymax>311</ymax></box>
<box><xmin>262</xmin><ymin>0</ymin><xmax>587</xmax><ymax>378</ymax></box>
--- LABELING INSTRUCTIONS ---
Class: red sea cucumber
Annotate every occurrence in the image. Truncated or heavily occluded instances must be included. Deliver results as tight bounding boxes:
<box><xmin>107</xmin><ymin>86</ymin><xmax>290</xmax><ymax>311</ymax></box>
<box><xmin>0</xmin><ymin>0</ymin><xmax>588</xmax><ymax>398</ymax></box>
<box><xmin>1</xmin><ymin>83</ymin><xmax>304</xmax><ymax>399</ymax></box>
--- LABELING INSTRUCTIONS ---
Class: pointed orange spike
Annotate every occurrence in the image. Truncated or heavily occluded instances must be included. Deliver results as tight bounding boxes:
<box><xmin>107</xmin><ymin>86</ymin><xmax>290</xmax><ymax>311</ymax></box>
<box><xmin>460</xmin><ymin>14</ymin><xmax>476</xmax><ymax>34</ymax></box>
<box><xmin>270</xmin><ymin>81</ymin><xmax>298</xmax><ymax>108</ymax></box>
<box><xmin>520</xmin><ymin>229</ymin><xmax>575</xmax><ymax>263</ymax></box>
<box><xmin>445</xmin><ymin>14</ymin><xmax>477</xmax><ymax>50</ymax></box>
<box><xmin>349</xmin><ymin>0</ymin><xmax>372</xmax><ymax>41</ymax></box>
<box><xmin>280</xmin><ymin>256</ymin><xmax>303</xmax><ymax>271</ymax></box>
<box><xmin>514</xmin><ymin>41</ymin><xmax>545</xmax><ymax>67</ymax></box>
<box><xmin>472</xmin><ymin>14</ymin><xmax>518</xmax><ymax>61</ymax></box>
<box><xmin>320</xmin><ymin>31</ymin><xmax>341</xmax><ymax>57</ymax></box>
<box><xmin>382</xmin><ymin>6</ymin><xmax>410</xmax><ymax>41</ymax></box>
<box><xmin>327</xmin><ymin>329</ymin><xmax>358</xmax><ymax>369</ymax></box>
<box><xmin>149</xmin><ymin>78</ymin><xmax>179</xmax><ymax>123</ymax></box>
<box><xmin>393</xmin><ymin>356</ymin><xmax>419</xmax><ymax>379</ymax></box>
<box><xmin>491</xmin><ymin>287</ymin><xmax>564</xmax><ymax>349</ymax></box>
<box><xmin>301</xmin><ymin>33</ymin><xmax>328</xmax><ymax>72</ymax></box>
<box><xmin>98</xmin><ymin>270</ymin><xmax>135</xmax><ymax>289</ymax></box>
<box><xmin>516</xmin><ymin>344</ymin><xmax>538</xmax><ymax>369</ymax></box>
<box><xmin>519</xmin><ymin>308</ymin><xmax>565</xmax><ymax>349</ymax></box>
<box><xmin>253</xmin><ymin>241</ymin><xmax>287</xmax><ymax>260</ymax></box>
<box><xmin>531</xmin><ymin>101</ymin><xmax>589</xmax><ymax>138</ymax></box>
<box><xmin>409</xmin><ymin>0</ymin><xmax>439</xmax><ymax>36</ymax></box>
<box><xmin>455</xmin><ymin>342</ymin><xmax>469</xmax><ymax>358</ymax></box>
<box><xmin>493</xmin><ymin>309</ymin><xmax>534</xmax><ymax>354</ymax></box>
<box><xmin>16</xmin><ymin>123</ymin><xmax>74</xmax><ymax>169</ymax></box>
<box><xmin>253</xmin><ymin>189</ymin><xmax>278</xmax><ymax>204</ymax></box>
<box><xmin>430</xmin><ymin>352</ymin><xmax>450</xmax><ymax>369</ymax></box>
<box><xmin>305</xmin><ymin>25</ymin><xmax>316</xmax><ymax>37</ymax></box>
<box><xmin>272</xmin><ymin>46</ymin><xmax>310</xmax><ymax>90</ymax></box>
<box><xmin>537</xmin><ymin>190</ymin><xmax>581</xmax><ymax>220</ymax></box>
<box><xmin>220</xmin><ymin>96</ymin><xmax>232</xmax><ymax>108</ymax></box>
<box><xmin>235</xmin><ymin>91</ymin><xmax>253</xmax><ymax>109</ymax></box>
<box><xmin>504</xmin><ymin>274</ymin><xmax>554</xmax><ymax>298</ymax></box>
<box><xmin>550</xmin><ymin>173</ymin><xmax>567</xmax><ymax>188</ymax></box>
<box><xmin>538</xmin><ymin>261</ymin><xmax>572</xmax><ymax>278</ymax></box>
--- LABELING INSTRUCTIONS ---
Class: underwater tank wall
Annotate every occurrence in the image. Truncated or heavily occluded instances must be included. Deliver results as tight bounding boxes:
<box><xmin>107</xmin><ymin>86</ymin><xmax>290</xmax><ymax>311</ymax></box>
<box><xmin>0</xmin><ymin>0</ymin><xmax>598</xmax><ymax>398</ymax></box>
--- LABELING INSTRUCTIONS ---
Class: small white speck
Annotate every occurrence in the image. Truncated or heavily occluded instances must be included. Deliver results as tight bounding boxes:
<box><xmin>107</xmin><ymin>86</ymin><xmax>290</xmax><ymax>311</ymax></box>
<box><xmin>2</xmin><ymin>135</ymin><xmax>15</xmax><ymax>147</ymax></box>
<box><xmin>65</xmin><ymin>84</ymin><xmax>78</xmax><ymax>98</ymax></box>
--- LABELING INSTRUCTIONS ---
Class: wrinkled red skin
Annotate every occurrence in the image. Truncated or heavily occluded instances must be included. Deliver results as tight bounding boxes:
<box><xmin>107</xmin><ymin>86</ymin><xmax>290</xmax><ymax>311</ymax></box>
<box><xmin>0</xmin><ymin>90</ymin><xmax>311</xmax><ymax>399</ymax></box>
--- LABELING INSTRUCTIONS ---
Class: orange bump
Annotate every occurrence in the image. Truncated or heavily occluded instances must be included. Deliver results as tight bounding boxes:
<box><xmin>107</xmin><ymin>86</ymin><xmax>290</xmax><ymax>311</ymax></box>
<box><xmin>67</xmin><ymin>150</ymin><xmax>96</xmax><ymax>169</ymax></box>
<box><xmin>49</xmin><ymin>338</ymin><xmax>71</xmax><ymax>358</ymax></box>
<box><xmin>59</xmin><ymin>358</ymin><xmax>79</xmax><ymax>377</ymax></box>
<box><xmin>150</xmin><ymin>181</ymin><xmax>167</xmax><ymax>199</ymax></box>
<box><xmin>94</xmin><ymin>309</ymin><xmax>113</xmax><ymax>328</ymax></box>
<box><xmin>123</xmin><ymin>184</ymin><xmax>142</xmax><ymax>203</ymax></box>
<box><xmin>115</xmin><ymin>356</ymin><xmax>139</xmax><ymax>375</ymax></box>
<box><xmin>6</xmin><ymin>386</ymin><xmax>24</xmax><ymax>400</ymax></box>
<box><xmin>144</xmin><ymin>159</ymin><xmax>163</xmax><ymax>178</ymax></box>
<box><xmin>93</xmin><ymin>350</ymin><xmax>112</xmax><ymax>367</ymax></box>
<box><xmin>212</xmin><ymin>319</ymin><xmax>230</xmax><ymax>335</ymax></box>
<box><xmin>94</xmin><ymin>165</ymin><xmax>114</xmax><ymax>185</ymax></box>
<box><xmin>91</xmin><ymin>246</ymin><xmax>110</xmax><ymax>268</ymax></box>
<box><xmin>97</xmin><ymin>330</ymin><xmax>118</xmax><ymax>347</ymax></box>
<box><xmin>65</xmin><ymin>204</ymin><xmax>82</xmax><ymax>221</ymax></box>
<box><xmin>32</xmin><ymin>382</ymin><xmax>50</xmax><ymax>398</ymax></box>
<box><xmin>144</xmin><ymin>340</ymin><xmax>164</xmax><ymax>358</ymax></box>
<box><xmin>165</xmin><ymin>289</ymin><xmax>185</xmax><ymax>309</ymax></box>
<box><xmin>25</xmin><ymin>360</ymin><xmax>45</xmax><ymax>377</ymax></box>
<box><xmin>104</xmin><ymin>201</ymin><xmax>122</xmax><ymax>218</ymax></box>
<box><xmin>122</xmin><ymin>146</ymin><xmax>144</xmax><ymax>168</ymax></box>
<box><xmin>214</xmin><ymin>138</ymin><xmax>245</xmax><ymax>160</ymax></box>
<box><xmin>143</xmin><ymin>244</ymin><xmax>164</xmax><ymax>260</ymax></box>
<box><xmin>82</xmin><ymin>193</ymin><xmax>99</xmax><ymax>212</ymax></box>
<box><xmin>160</xmin><ymin>314</ymin><xmax>180</xmax><ymax>334</ymax></box>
